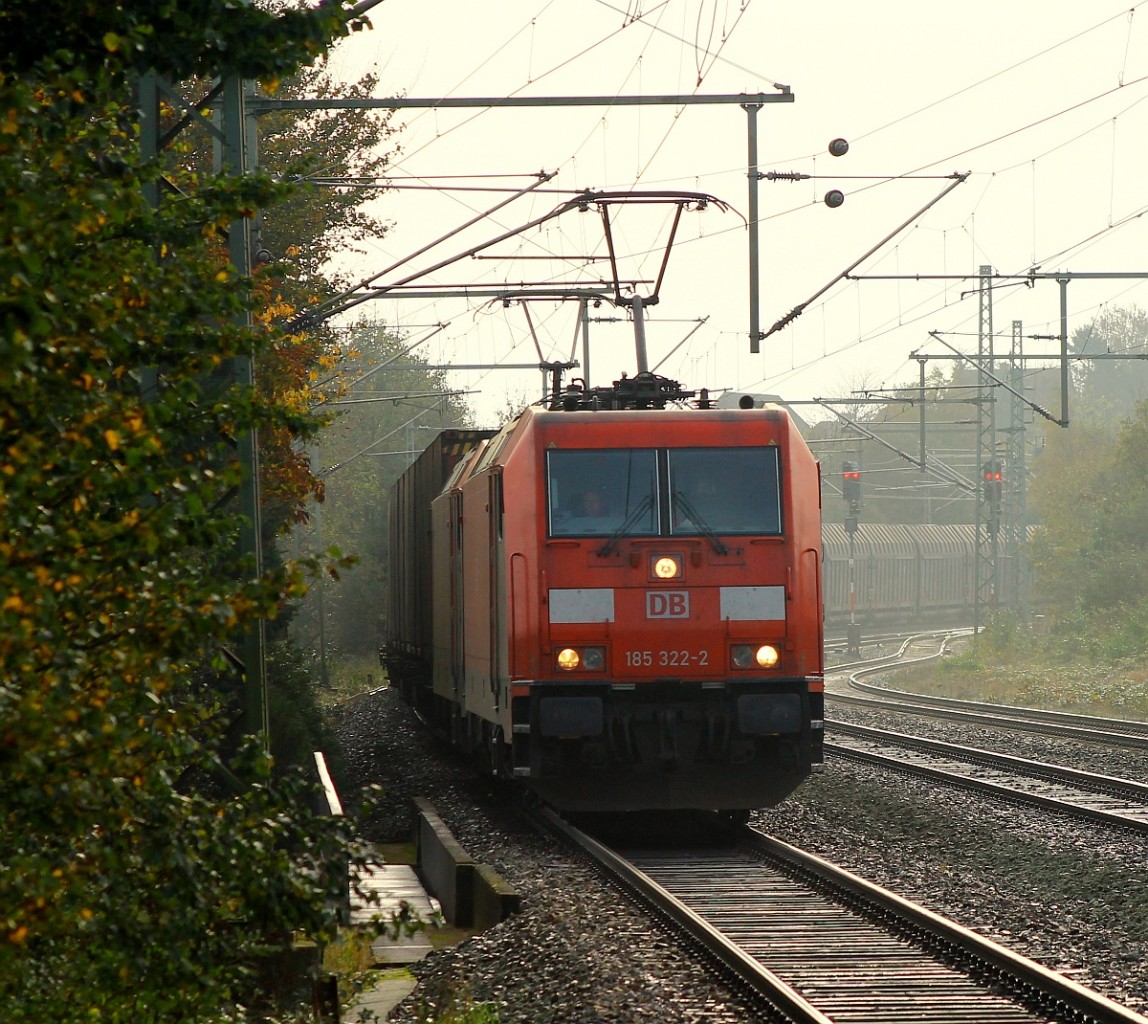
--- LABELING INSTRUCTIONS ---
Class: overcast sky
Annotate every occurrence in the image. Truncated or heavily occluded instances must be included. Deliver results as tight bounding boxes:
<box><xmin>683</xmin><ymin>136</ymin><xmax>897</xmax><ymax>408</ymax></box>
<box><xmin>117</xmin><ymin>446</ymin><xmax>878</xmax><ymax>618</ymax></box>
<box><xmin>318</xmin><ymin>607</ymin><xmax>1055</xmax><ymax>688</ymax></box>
<box><xmin>323</xmin><ymin>0</ymin><xmax>1148</xmax><ymax>425</ymax></box>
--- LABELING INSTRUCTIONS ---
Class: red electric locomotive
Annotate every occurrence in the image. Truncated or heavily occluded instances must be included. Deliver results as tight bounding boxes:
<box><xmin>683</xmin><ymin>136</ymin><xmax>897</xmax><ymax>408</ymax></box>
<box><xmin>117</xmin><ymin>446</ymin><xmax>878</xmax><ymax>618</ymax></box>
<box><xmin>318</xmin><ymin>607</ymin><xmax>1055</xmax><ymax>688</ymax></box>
<box><xmin>384</xmin><ymin>374</ymin><xmax>825</xmax><ymax>816</ymax></box>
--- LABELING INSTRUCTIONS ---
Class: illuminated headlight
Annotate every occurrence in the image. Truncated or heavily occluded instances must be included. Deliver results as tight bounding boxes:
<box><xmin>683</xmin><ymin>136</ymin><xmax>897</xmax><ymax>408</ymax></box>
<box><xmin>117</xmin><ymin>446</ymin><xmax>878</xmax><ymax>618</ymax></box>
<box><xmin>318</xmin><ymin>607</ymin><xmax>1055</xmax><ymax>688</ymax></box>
<box><xmin>556</xmin><ymin>646</ymin><xmax>606</xmax><ymax>672</ymax></box>
<box><xmin>731</xmin><ymin>644</ymin><xmax>781</xmax><ymax>670</ymax></box>
<box><xmin>652</xmin><ymin>555</ymin><xmax>681</xmax><ymax>580</ymax></box>
<box><xmin>755</xmin><ymin>644</ymin><xmax>780</xmax><ymax>668</ymax></box>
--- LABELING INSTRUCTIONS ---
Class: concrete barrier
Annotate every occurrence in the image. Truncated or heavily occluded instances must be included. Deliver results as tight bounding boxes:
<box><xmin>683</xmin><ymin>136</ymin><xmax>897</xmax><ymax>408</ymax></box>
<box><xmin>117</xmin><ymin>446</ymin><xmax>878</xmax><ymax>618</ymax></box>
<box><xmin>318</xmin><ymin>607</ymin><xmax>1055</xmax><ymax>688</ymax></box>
<box><xmin>410</xmin><ymin>797</ymin><xmax>519</xmax><ymax>930</ymax></box>
<box><xmin>472</xmin><ymin>862</ymin><xmax>522</xmax><ymax>931</ymax></box>
<box><xmin>411</xmin><ymin>796</ymin><xmax>475</xmax><ymax>927</ymax></box>
<box><xmin>313</xmin><ymin>751</ymin><xmax>350</xmax><ymax>926</ymax></box>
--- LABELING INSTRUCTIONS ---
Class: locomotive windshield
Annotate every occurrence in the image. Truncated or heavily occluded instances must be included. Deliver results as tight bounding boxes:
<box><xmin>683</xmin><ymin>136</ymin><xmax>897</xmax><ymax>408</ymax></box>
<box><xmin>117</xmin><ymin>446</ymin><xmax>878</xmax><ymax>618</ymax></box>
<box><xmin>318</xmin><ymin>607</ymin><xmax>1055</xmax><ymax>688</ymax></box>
<box><xmin>547</xmin><ymin>446</ymin><xmax>782</xmax><ymax>538</ymax></box>
<box><xmin>548</xmin><ymin>449</ymin><xmax>659</xmax><ymax>537</ymax></box>
<box><xmin>669</xmin><ymin>447</ymin><xmax>781</xmax><ymax>537</ymax></box>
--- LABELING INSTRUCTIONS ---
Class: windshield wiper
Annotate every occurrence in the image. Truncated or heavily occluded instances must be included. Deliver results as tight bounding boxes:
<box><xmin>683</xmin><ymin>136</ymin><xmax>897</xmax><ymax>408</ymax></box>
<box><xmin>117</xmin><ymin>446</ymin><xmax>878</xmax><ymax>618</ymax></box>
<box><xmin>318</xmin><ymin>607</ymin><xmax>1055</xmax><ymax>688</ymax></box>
<box><xmin>673</xmin><ymin>492</ymin><xmax>728</xmax><ymax>555</ymax></box>
<box><xmin>596</xmin><ymin>494</ymin><xmax>654</xmax><ymax>557</ymax></box>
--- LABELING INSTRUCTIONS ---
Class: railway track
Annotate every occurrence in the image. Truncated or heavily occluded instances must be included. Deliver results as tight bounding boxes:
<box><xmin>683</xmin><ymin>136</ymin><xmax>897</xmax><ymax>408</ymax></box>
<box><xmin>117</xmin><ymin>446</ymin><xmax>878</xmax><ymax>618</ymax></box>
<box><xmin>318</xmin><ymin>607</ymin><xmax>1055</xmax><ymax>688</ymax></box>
<box><xmin>827</xmin><ymin>632</ymin><xmax>1148</xmax><ymax>749</ymax></box>
<box><xmin>823</xmin><ymin>632</ymin><xmax>1148</xmax><ymax>829</ymax></box>
<box><xmin>828</xmin><ymin>721</ymin><xmax>1148</xmax><ymax>832</ymax></box>
<box><xmin>540</xmin><ymin>807</ymin><xmax>1148</xmax><ymax>1024</ymax></box>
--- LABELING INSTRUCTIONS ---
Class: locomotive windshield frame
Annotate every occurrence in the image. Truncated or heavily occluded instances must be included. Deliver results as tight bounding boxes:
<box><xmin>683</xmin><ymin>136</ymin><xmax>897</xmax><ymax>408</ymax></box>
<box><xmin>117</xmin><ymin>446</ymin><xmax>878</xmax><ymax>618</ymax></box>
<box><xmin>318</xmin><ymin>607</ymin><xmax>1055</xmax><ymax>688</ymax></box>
<box><xmin>547</xmin><ymin>445</ymin><xmax>782</xmax><ymax>539</ymax></box>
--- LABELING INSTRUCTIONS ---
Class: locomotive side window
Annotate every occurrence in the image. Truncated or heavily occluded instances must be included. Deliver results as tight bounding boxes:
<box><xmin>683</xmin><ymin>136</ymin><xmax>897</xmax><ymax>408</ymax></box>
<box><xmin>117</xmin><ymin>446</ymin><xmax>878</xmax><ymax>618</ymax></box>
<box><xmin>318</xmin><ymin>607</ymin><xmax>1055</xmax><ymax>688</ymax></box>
<box><xmin>668</xmin><ymin>447</ymin><xmax>782</xmax><ymax>536</ymax></box>
<box><xmin>548</xmin><ymin>449</ymin><xmax>659</xmax><ymax>537</ymax></box>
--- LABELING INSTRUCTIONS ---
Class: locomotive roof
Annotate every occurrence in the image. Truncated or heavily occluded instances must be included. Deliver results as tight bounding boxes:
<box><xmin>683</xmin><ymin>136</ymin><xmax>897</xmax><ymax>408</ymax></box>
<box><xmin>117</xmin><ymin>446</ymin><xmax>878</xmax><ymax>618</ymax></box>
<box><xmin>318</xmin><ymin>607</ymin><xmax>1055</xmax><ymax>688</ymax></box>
<box><xmin>522</xmin><ymin>403</ymin><xmax>792</xmax><ymax>425</ymax></box>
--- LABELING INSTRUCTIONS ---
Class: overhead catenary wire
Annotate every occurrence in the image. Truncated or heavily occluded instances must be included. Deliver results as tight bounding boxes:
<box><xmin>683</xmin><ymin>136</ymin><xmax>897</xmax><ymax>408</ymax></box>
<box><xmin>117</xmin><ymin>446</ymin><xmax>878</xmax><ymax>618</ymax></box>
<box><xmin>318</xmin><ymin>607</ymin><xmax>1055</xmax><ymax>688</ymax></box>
<box><xmin>322</xmin><ymin>1</ymin><xmax>1148</xmax><ymax>418</ymax></box>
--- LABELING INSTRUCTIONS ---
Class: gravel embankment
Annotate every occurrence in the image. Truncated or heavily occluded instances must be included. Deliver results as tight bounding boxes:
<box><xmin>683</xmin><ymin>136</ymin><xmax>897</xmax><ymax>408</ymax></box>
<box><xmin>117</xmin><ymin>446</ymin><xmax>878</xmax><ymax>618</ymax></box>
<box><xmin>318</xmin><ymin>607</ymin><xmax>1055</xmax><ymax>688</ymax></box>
<box><xmin>331</xmin><ymin>687</ymin><xmax>1148</xmax><ymax>1022</ymax></box>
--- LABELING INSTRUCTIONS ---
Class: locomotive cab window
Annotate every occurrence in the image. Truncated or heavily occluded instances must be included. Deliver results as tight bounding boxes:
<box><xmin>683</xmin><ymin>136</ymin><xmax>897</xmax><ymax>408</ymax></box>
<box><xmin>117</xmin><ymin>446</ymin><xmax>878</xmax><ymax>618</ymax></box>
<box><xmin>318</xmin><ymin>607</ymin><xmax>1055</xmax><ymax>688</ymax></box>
<box><xmin>669</xmin><ymin>447</ymin><xmax>782</xmax><ymax>536</ymax></box>
<box><xmin>548</xmin><ymin>449</ymin><xmax>658</xmax><ymax>537</ymax></box>
<box><xmin>548</xmin><ymin>446</ymin><xmax>782</xmax><ymax>539</ymax></box>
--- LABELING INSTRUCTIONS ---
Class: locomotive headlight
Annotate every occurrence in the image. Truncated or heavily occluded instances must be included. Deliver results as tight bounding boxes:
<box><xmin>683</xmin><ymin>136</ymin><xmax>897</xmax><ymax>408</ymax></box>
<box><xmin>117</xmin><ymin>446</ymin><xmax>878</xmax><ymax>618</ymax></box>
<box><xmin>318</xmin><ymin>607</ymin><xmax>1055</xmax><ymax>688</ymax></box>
<box><xmin>731</xmin><ymin>644</ymin><xmax>781</xmax><ymax>670</ymax></box>
<box><xmin>755</xmin><ymin>644</ymin><xmax>780</xmax><ymax>668</ymax></box>
<box><xmin>652</xmin><ymin>555</ymin><xmax>681</xmax><ymax>580</ymax></box>
<box><xmin>556</xmin><ymin>646</ymin><xmax>606</xmax><ymax>672</ymax></box>
<box><xmin>581</xmin><ymin>647</ymin><xmax>606</xmax><ymax>671</ymax></box>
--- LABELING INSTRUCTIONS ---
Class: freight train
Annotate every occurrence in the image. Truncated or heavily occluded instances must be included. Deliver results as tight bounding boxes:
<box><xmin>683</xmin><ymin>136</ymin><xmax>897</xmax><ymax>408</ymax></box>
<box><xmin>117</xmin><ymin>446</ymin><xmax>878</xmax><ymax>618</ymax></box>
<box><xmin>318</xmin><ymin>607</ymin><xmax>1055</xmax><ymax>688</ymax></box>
<box><xmin>821</xmin><ymin>522</ymin><xmax>979</xmax><ymax>632</ymax></box>
<box><xmin>382</xmin><ymin>378</ymin><xmax>826</xmax><ymax>816</ymax></box>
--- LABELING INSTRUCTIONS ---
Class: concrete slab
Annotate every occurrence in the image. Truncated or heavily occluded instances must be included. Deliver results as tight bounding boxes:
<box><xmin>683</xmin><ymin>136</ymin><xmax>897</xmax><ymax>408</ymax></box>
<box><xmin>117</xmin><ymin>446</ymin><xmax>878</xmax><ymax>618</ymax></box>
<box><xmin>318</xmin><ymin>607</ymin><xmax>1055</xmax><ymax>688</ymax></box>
<box><xmin>351</xmin><ymin>861</ymin><xmax>439</xmax><ymax>965</ymax></box>
<box><xmin>345</xmin><ymin>972</ymin><xmax>418</xmax><ymax>1022</ymax></box>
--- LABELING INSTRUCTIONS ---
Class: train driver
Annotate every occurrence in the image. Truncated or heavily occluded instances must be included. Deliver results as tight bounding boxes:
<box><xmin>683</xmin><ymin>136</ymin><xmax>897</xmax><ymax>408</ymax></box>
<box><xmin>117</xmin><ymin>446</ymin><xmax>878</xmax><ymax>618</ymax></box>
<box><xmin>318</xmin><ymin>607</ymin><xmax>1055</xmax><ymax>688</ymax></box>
<box><xmin>565</xmin><ymin>487</ymin><xmax>615</xmax><ymax>533</ymax></box>
<box><xmin>578</xmin><ymin>488</ymin><xmax>608</xmax><ymax>518</ymax></box>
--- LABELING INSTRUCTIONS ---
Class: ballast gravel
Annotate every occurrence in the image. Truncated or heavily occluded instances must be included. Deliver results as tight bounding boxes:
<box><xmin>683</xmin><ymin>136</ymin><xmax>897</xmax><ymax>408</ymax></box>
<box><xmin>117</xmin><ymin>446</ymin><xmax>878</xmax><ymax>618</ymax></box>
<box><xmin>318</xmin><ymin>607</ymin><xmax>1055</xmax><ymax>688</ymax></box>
<box><xmin>330</xmin><ymin>686</ymin><xmax>1148</xmax><ymax>1022</ymax></box>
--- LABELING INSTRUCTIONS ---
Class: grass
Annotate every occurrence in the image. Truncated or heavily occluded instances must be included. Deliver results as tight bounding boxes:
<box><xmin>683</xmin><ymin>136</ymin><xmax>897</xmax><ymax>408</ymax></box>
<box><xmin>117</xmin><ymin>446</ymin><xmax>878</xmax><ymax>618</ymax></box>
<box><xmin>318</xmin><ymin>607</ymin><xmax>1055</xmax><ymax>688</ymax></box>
<box><xmin>323</xmin><ymin>929</ymin><xmax>378</xmax><ymax>978</ymax></box>
<box><xmin>323</xmin><ymin>926</ymin><xmax>491</xmax><ymax>1021</ymax></box>
<box><xmin>886</xmin><ymin>642</ymin><xmax>1148</xmax><ymax>719</ymax></box>
<box><xmin>407</xmin><ymin>990</ymin><xmax>501</xmax><ymax>1024</ymax></box>
<box><xmin>317</xmin><ymin>654</ymin><xmax>387</xmax><ymax>707</ymax></box>
<box><xmin>377</xmin><ymin>841</ymin><xmax>418</xmax><ymax>865</ymax></box>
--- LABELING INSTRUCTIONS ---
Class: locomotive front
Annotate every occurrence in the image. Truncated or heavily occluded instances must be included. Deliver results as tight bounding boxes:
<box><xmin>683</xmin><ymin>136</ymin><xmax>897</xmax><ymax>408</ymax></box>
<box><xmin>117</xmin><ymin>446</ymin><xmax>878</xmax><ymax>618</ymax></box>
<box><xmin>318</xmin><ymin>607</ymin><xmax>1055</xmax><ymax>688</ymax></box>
<box><xmin>468</xmin><ymin>403</ymin><xmax>824</xmax><ymax>814</ymax></box>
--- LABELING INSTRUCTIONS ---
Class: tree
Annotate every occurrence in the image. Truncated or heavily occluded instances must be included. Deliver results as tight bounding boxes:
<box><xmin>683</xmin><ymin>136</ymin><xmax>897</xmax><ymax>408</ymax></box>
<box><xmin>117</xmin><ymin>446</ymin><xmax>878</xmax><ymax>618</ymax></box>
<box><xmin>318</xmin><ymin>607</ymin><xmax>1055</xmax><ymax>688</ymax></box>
<box><xmin>147</xmin><ymin>49</ymin><xmax>405</xmax><ymax>765</ymax></box>
<box><xmin>0</xmin><ymin>2</ymin><xmax>377</xmax><ymax>1019</ymax></box>
<box><xmin>1027</xmin><ymin>399</ymin><xmax>1148</xmax><ymax>655</ymax></box>
<box><xmin>1025</xmin><ymin>418</ymin><xmax>1115</xmax><ymax>618</ymax></box>
<box><xmin>290</xmin><ymin>324</ymin><xmax>473</xmax><ymax>662</ymax></box>
<box><xmin>253</xmin><ymin>63</ymin><xmax>401</xmax><ymax>529</ymax></box>
<box><xmin>1070</xmin><ymin>304</ymin><xmax>1148</xmax><ymax>425</ymax></box>
<box><xmin>807</xmin><ymin>364</ymin><xmax>985</xmax><ymax>526</ymax></box>
<box><xmin>166</xmin><ymin>59</ymin><xmax>402</xmax><ymax>532</ymax></box>
<box><xmin>256</xmin><ymin>63</ymin><xmax>400</xmax><ymax>293</ymax></box>
<box><xmin>0</xmin><ymin>0</ymin><xmax>360</xmax><ymax>81</ymax></box>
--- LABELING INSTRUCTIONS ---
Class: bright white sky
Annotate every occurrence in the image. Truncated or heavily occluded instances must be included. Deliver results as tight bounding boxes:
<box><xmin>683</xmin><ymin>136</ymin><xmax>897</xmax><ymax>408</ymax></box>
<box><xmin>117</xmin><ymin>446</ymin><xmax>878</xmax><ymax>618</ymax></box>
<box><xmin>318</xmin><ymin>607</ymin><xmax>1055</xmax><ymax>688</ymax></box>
<box><xmin>322</xmin><ymin>0</ymin><xmax>1148</xmax><ymax>427</ymax></box>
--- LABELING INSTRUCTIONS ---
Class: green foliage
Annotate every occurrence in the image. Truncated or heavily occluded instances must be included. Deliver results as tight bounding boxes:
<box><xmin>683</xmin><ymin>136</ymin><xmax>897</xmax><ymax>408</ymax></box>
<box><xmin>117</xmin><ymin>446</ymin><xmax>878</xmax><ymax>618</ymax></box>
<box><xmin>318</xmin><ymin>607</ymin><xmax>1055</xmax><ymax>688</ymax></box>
<box><xmin>255</xmin><ymin>63</ymin><xmax>400</xmax><ymax>291</ymax></box>
<box><xmin>937</xmin><ymin>644</ymin><xmax>984</xmax><ymax>676</ymax></box>
<box><xmin>316</xmin><ymin>654</ymin><xmax>386</xmax><ymax>708</ymax></box>
<box><xmin>289</xmin><ymin>325</ymin><xmax>473</xmax><ymax>660</ymax></box>
<box><xmin>266</xmin><ymin>639</ymin><xmax>346</xmax><ymax>771</ymax></box>
<box><xmin>895</xmin><ymin>650</ymin><xmax>1148</xmax><ymax>719</ymax></box>
<box><xmin>409</xmin><ymin>988</ymin><xmax>501</xmax><ymax>1024</ymax></box>
<box><xmin>1028</xmin><ymin>397</ymin><xmax>1148</xmax><ymax>648</ymax></box>
<box><xmin>0</xmin><ymin>0</ymin><xmax>366</xmax><ymax>82</ymax></box>
<box><xmin>1037</xmin><ymin>599</ymin><xmax>1148</xmax><ymax>664</ymax></box>
<box><xmin>0</xmin><ymin>10</ymin><xmax>373</xmax><ymax>1023</ymax></box>
<box><xmin>1071</xmin><ymin>304</ymin><xmax>1148</xmax><ymax>424</ymax></box>
<box><xmin>1</xmin><ymin>740</ymin><xmax>371</xmax><ymax>1022</ymax></box>
<box><xmin>973</xmin><ymin>610</ymin><xmax>1024</xmax><ymax>660</ymax></box>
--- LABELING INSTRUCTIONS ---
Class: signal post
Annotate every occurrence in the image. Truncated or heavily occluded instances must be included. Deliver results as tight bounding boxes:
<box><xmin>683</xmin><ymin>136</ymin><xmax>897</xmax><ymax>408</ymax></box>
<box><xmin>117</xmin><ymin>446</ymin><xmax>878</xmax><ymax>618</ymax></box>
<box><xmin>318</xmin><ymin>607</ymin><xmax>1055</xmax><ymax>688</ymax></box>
<box><xmin>842</xmin><ymin>460</ymin><xmax>862</xmax><ymax>655</ymax></box>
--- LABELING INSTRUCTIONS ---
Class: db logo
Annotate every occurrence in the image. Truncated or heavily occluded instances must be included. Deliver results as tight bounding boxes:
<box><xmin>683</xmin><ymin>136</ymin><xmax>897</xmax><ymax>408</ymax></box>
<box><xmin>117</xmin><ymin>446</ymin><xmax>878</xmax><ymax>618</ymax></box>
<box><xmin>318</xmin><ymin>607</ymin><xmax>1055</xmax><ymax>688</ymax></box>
<box><xmin>646</xmin><ymin>591</ymin><xmax>689</xmax><ymax>619</ymax></box>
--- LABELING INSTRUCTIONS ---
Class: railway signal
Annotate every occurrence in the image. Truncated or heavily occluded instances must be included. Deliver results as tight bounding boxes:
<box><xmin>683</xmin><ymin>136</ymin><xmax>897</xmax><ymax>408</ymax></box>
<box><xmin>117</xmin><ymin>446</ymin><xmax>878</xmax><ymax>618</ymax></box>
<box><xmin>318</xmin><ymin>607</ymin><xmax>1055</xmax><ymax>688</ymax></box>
<box><xmin>840</xmin><ymin>460</ymin><xmax>862</xmax><ymax>653</ymax></box>
<box><xmin>842</xmin><ymin>461</ymin><xmax>861</xmax><ymax>534</ymax></box>
<box><xmin>982</xmin><ymin>461</ymin><xmax>1003</xmax><ymax>535</ymax></box>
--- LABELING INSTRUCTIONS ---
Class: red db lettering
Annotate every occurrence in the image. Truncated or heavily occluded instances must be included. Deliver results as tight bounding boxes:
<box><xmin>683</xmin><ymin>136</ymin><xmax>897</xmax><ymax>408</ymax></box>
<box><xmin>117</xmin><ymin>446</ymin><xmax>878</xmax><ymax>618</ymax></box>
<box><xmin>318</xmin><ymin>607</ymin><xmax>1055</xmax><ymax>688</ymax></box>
<box><xmin>646</xmin><ymin>591</ymin><xmax>689</xmax><ymax>619</ymax></box>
